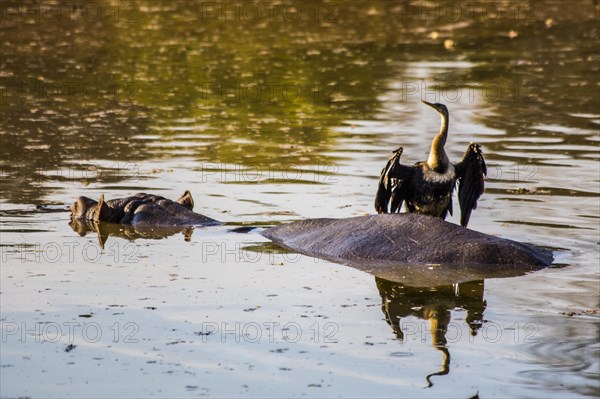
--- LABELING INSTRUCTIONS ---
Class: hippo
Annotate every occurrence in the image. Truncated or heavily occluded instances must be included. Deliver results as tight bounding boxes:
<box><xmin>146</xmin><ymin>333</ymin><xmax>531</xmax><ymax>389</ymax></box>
<box><xmin>70</xmin><ymin>191</ymin><xmax>220</xmax><ymax>227</ymax></box>
<box><xmin>261</xmin><ymin>213</ymin><xmax>553</xmax><ymax>285</ymax></box>
<box><xmin>68</xmin><ymin>191</ymin><xmax>220</xmax><ymax>247</ymax></box>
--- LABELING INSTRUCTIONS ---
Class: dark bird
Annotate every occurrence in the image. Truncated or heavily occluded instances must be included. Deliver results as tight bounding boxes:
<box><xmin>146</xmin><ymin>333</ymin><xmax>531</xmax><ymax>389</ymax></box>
<box><xmin>374</xmin><ymin>101</ymin><xmax>487</xmax><ymax>227</ymax></box>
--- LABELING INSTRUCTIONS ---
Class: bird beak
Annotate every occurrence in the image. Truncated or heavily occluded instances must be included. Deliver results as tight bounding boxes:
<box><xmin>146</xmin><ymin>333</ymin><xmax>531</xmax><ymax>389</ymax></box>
<box><xmin>421</xmin><ymin>100</ymin><xmax>439</xmax><ymax>112</ymax></box>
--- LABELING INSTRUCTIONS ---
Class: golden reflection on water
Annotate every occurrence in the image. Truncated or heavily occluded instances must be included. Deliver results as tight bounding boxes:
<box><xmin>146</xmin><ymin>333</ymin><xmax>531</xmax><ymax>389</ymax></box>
<box><xmin>1</xmin><ymin>0</ymin><xmax>598</xmax><ymax>202</ymax></box>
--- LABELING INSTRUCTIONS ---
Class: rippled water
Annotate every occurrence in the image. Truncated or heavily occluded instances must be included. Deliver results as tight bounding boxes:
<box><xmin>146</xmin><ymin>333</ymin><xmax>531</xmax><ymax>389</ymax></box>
<box><xmin>1</xmin><ymin>1</ymin><xmax>599</xmax><ymax>398</ymax></box>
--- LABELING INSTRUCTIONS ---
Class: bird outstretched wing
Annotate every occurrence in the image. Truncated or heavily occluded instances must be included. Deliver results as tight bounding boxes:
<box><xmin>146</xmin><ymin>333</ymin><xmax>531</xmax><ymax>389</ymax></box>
<box><xmin>374</xmin><ymin>147</ymin><xmax>413</xmax><ymax>214</ymax></box>
<box><xmin>454</xmin><ymin>143</ymin><xmax>487</xmax><ymax>227</ymax></box>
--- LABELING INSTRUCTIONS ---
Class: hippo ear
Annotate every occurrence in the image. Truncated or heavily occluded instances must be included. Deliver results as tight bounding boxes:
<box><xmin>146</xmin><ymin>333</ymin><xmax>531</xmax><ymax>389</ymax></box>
<box><xmin>93</xmin><ymin>194</ymin><xmax>114</xmax><ymax>223</ymax></box>
<box><xmin>177</xmin><ymin>190</ymin><xmax>194</xmax><ymax>210</ymax></box>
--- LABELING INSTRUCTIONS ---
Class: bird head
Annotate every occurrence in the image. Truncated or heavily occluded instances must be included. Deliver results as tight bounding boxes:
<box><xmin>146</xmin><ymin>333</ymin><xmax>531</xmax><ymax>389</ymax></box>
<box><xmin>421</xmin><ymin>100</ymin><xmax>449</xmax><ymax>117</ymax></box>
<box><xmin>469</xmin><ymin>142</ymin><xmax>482</xmax><ymax>154</ymax></box>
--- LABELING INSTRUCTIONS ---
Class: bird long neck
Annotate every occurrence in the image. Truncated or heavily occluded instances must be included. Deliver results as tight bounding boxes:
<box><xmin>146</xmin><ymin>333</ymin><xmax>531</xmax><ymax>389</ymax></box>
<box><xmin>426</xmin><ymin>113</ymin><xmax>450</xmax><ymax>172</ymax></box>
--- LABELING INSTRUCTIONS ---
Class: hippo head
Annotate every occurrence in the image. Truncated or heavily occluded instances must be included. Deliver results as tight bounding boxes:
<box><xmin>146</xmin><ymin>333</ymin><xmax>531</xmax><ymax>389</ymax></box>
<box><xmin>70</xmin><ymin>194</ymin><xmax>116</xmax><ymax>223</ymax></box>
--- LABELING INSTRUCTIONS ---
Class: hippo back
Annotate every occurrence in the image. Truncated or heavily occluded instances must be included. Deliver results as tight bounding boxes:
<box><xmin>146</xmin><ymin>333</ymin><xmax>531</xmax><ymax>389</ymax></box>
<box><xmin>262</xmin><ymin>214</ymin><xmax>553</xmax><ymax>270</ymax></box>
<box><xmin>127</xmin><ymin>199</ymin><xmax>219</xmax><ymax>227</ymax></box>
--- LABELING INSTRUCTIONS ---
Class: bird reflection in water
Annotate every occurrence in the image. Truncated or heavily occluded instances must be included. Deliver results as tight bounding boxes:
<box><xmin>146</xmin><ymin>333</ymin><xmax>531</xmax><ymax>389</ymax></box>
<box><xmin>375</xmin><ymin>277</ymin><xmax>486</xmax><ymax>387</ymax></box>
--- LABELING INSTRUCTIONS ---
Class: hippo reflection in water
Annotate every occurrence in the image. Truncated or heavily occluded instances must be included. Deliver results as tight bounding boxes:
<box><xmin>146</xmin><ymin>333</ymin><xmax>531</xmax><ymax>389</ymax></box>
<box><xmin>69</xmin><ymin>191</ymin><xmax>220</xmax><ymax>246</ymax></box>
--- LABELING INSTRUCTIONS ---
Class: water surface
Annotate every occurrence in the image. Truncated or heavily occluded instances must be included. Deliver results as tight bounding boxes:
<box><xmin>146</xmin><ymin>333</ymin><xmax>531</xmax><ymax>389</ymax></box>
<box><xmin>1</xmin><ymin>1</ymin><xmax>599</xmax><ymax>397</ymax></box>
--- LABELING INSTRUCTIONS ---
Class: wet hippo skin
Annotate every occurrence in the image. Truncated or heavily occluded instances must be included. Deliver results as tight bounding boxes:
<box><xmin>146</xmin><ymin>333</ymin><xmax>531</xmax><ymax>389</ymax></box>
<box><xmin>262</xmin><ymin>213</ymin><xmax>553</xmax><ymax>271</ymax></box>
<box><xmin>70</xmin><ymin>191</ymin><xmax>220</xmax><ymax>227</ymax></box>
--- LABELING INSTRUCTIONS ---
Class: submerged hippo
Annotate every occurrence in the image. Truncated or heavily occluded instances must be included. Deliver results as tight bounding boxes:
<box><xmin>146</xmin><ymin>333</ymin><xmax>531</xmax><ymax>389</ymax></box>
<box><xmin>70</xmin><ymin>191</ymin><xmax>220</xmax><ymax>227</ymax></box>
<box><xmin>262</xmin><ymin>213</ymin><xmax>553</xmax><ymax>283</ymax></box>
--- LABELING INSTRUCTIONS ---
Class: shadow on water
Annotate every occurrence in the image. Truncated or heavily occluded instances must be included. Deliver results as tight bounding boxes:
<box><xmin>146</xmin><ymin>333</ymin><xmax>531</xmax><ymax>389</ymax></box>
<box><xmin>345</xmin><ymin>257</ymin><xmax>548</xmax><ymax>287</ymax></box>
<box><xmin>376</xmin><ymin>277</ymin><xmax>486</xmax><ymax>389</ymax></box>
